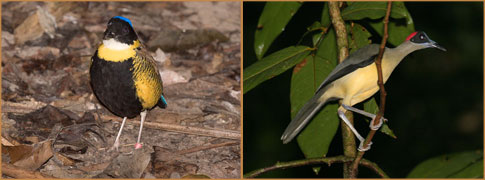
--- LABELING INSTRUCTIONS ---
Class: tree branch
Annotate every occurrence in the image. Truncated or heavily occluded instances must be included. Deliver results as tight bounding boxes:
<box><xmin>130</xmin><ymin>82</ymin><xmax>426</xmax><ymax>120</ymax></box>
<box><xmin>350</xmin><ymin>1</ymin><xmax>392</xmax><ymax>177</ymax></box>
<box><xmin>243</xmin><ymin>155</ymin><xmax>389</xmax><ymax>178</ymax></box>
<box><xmin>328</xmin><ymin>2</ymin><xmax>356</xmax><ymax>178</ymax></box>
<box><xmin>329</xmin><ymin>2</ymin><xmax>349</xmax><ymax>63</ymax></box>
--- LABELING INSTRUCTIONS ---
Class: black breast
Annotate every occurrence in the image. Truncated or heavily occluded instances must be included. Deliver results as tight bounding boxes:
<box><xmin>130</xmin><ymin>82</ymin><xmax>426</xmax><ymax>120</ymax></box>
<box><xmin>90</xmin><ymin>51</ymin><xmax>142</xmax><ymax>118</ymax></box>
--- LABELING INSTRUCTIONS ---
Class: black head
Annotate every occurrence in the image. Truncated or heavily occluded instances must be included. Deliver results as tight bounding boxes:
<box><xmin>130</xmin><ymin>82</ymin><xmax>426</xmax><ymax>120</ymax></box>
<box><xmin>103</xmin><ymin>16</ymin><xmax>138</xmax><ymax>45</ymax></box>
<box><xmin>406</xmin><ymin>31</ymin><xmax>446</xmax><ymax>51</ymax></box>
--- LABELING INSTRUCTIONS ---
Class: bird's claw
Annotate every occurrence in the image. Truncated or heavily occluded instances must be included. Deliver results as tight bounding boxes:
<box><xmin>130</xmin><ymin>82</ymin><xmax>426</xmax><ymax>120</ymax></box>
<box><xmin>358</xmin><ymin>141</ymin><xmax>372</xmax><ymax>151</ymax></box>
<box><xmin>109</xmin><ymin>142</ymin><xmax>120</xmax><ymax>152</ymax></box>
<box><xmin>369</xmin><ymin>117</ymin><xmax>386</xmax><ymax>130</ymax></box>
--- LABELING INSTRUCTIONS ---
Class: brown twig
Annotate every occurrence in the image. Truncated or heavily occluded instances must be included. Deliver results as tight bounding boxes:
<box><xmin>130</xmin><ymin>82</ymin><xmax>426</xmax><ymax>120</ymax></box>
<box><xmin>176</xmin><ymin>141</ymin><xmax>239</xmax><ymax>155</ymax></box>
<box><xmin>101</xmin><ymin>114</ymin><xmax>240</xmax><ymax>140</ymax></box>
<box><xmin>243</xmin><ymin>155</ymin><xmax>389</xmax><ymax>178</ymax></box>
<box><xmin>328</xmin><ymin>2</ymin><xmax>356</xmax><ymax>178</ymax></box>
<box><xmin>349</xmin><ymin>2</ymin><xmax>392</xmax><ymax>177</ymax></box>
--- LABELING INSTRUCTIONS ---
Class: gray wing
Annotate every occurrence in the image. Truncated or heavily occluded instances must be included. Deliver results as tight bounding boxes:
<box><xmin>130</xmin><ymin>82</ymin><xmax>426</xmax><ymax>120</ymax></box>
<box><xmin>315</xmin><ymin>44</ymin><xmax>381</xmax><ymax>93</ymax></box>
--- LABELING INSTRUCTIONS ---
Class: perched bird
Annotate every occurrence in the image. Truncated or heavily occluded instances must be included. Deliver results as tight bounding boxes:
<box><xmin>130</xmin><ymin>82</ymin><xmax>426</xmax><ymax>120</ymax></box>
<box><xmin>281</xmin><ymin>31</ymin><xmax>446</xmax><ymax>151</ymax></box>
<box><xmin>90</xmin><ymin>16</ymin><xmax>167</xmax><ymax>150</ymax></box>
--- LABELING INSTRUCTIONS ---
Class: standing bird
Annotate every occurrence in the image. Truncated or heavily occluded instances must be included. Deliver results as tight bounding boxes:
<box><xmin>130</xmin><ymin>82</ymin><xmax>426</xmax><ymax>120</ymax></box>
<box><xmin>281</xmin><ymin>31</ymin><xmax>446</xmax><ymax>151</ymax></box>
<box><xmin>90</xmin><ymin>16</ymin><xmax>167</xmax><ymax>150</ymax></box>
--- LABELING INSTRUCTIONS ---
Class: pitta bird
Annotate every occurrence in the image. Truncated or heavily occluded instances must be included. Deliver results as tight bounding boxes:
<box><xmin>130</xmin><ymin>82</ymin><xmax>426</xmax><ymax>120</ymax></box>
<box><xmin>90</xmin><ymin>16</ymin><xmax>167</xmax><ymax>150</ymax></box>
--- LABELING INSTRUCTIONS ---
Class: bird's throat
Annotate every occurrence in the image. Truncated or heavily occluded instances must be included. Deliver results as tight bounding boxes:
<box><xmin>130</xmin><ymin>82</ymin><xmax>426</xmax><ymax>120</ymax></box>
<box><xmin>103</xmin><ymin>39</ymin><xmax>130</xmax><ymax>50</ymax></box>
<box><xmin>98</xmin><ymin>39</ymin><xmax>140</xmax><ymax>62</ymax></box>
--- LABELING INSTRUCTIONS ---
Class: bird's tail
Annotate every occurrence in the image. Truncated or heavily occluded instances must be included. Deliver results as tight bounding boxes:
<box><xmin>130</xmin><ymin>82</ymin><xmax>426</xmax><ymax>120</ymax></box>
<box><xmin>157</xmin><ymin>94</ymin><xmax>167</xmax><ymax>109</ymax></box>
<box><xmin>281</xmin><ymin>91</ymin><xmax>331</xmax><ymax>144</ymax></box>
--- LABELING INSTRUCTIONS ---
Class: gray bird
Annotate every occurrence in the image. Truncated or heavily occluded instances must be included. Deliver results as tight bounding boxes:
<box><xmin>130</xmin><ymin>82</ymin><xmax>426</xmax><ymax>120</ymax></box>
<box><xmin>281</xmin><ymin>31</ymin><xmax>446</xmax><ymax>151</ymax></box>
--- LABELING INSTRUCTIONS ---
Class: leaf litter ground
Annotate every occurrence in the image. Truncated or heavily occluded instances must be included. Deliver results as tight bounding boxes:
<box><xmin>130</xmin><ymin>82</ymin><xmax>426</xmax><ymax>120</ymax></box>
<box><xmin>1</xmin><ymin>2</ymin><xmax>241</xmax><ymax>178</ymax></box>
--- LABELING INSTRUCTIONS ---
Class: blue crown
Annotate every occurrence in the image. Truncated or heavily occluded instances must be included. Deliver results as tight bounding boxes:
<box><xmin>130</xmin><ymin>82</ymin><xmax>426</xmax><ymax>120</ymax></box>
<box><xmin>113</xmin><ymin>16</ymin><xmax>133</xmax><ymax>27</ymax></box>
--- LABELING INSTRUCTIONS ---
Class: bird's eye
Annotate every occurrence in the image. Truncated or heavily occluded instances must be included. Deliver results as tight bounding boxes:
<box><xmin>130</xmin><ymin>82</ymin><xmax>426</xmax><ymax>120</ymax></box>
<box><xmin>420</xmin><ymin>35</ymin><xmax>424</xmax><ymax>40</ymax></box>
<box><xmin>122</xmin><ymin>27</ymin><xmax>129</xmax><ymax>34</ymax></box>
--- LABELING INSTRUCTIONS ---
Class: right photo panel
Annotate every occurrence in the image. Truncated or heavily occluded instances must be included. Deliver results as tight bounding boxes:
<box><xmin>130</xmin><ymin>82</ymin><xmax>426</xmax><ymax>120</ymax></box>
<box><xmin>243</xmin><ymin>2</ymin><xmax>483</xmax><ymax>178</ymax></box>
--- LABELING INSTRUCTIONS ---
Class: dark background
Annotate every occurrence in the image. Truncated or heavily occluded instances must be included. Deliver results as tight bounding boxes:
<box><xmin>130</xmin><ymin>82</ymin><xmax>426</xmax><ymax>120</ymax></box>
<box><xmin>243</xmin><ymin>2</ymin><xmax>483</xmax><ymax>178</ymax></box>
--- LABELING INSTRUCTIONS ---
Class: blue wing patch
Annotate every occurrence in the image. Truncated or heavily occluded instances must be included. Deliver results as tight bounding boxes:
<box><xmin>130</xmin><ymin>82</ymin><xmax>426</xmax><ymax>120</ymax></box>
<box><xmin>114</xmin><ymin>16</ymin><xmax>133</xmax><ymax>27</ymax></box>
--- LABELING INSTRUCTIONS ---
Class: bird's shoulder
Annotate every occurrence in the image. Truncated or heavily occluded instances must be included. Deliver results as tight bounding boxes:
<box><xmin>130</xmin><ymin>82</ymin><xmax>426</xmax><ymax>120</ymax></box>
<box><xmin>315</xmin><ymin>44</ymin><xmax>381</xmax><ymax>93</ymax></box>
<box><xmin>133</xmin><ymin>43</ymin><xmax>160</xmax><ymax>72</ymax></box>
<box><xmin>341</xmin><ymin>44</ymin><xmax>380</xmax><ymax>66</ymax></box>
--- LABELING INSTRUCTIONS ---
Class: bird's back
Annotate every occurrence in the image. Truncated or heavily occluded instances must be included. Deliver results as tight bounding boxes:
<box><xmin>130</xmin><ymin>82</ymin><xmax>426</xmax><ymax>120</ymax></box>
<box><xmin>316</xmin><ymin>44</ymin><xmax>380</xmax><ymax>93</ymax></box>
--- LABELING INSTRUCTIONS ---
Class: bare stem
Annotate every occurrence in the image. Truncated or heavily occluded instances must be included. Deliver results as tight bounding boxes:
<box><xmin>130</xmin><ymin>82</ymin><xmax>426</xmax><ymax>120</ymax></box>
<box><xmin>349</xmin><ymin>2</ymin><xmax>392</xmax><ymax>177</ymax></box>
<box><xmin>329</xmin><ymin>2</ymin><xmax>349</xmax><ymax>63</ymax></box>
<box><xmin>243</xmin><ymin>155</ymin><xmax>389</xmax><ymax>178</ymax></box>
<box><xmin>328</xmin><ymin>2</ymin><xmax>356</xmax><ymax>178</ymax></box>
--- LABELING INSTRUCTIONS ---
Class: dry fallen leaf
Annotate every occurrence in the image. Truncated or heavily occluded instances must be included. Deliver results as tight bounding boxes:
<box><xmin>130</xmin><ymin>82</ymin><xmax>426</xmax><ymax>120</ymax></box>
<box><xmin>4</xmin><ymin>140</ymin><xmax>54</xmax><ymax>170</ymax></box>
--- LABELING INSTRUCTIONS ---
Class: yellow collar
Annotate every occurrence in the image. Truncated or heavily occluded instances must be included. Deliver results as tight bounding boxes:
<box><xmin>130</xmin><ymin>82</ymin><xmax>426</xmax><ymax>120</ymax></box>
<box><xmin>97</xmin><ymin>40</ymin><xmax>140</xmax><ymax>62</ymax></box>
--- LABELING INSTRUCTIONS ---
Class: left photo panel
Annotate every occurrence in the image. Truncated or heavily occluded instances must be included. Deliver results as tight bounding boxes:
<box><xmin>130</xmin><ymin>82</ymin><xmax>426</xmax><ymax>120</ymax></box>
<box><xmin>1</xmin><ymin>1</ymin><xmax>241</xmax><ymax>178</ymax></box>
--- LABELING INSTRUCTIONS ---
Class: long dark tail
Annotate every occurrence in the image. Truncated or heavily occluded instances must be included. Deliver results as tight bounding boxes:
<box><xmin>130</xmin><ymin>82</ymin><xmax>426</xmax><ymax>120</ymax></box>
<box><xmin>281</xmin><ymin>90</ymin><xmax>331</xmax><ymax>144</ymax></box>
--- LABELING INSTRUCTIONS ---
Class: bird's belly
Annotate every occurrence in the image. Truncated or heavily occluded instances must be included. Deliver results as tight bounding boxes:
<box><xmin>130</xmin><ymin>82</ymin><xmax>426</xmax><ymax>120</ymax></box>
<box><xmin>90</xmin><ymin>57</ymin><xmax>142</xmax><ymax>118</ymax></box>
<box><xmin>336</xmin><ymin>62</ymin><xmax>383</xmax><ymax>106</ymax></box>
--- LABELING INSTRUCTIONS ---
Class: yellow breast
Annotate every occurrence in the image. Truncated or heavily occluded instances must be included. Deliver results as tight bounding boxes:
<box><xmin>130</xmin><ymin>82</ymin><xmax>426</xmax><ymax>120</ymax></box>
<box><xmin>328</xmin><ymin>60</ymin><xmax>394</xmax><ymax>106</ymax></box>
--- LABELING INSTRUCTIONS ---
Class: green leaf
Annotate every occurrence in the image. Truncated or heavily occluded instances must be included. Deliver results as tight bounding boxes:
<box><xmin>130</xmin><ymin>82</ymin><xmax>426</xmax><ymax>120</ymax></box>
<box><xmin>342</xmin><ymin>2</ymin><xmax>409</xmax><ymax>21</ymax></box>
<box><xmin>243</xmin><ymin>46</ymin><xmax>311</xmax><ymax>94</ymax></box>
<box><xmin>292</xmin><ymin>28</ymin><xmax>339</xmax><ymax>163</ymax></box>
<box><xmin>367</xmin><ymin>2</ymin><xmax>415</xmax><ymax>46</ymax></box>
<box><xmin>348</xmin><ymin>23</ymin><xmax>372</xmax><ymax>53</ymax></box>
<box><xmin>312</xmin><ymin>32</ymin><xmax>322</xmax><ymax>47</ymax></box>
<box><xmin>320</xmin><ymin>2</ymin><xmax>331</xmax><ymax>28</ymax></box>
<box><xmin>407</xmin><ymin>150</ymin><xmax>483</xmax><ymax>178</ymax></box>
<box><xmin>308</xmin><ymin>21</ymin><xmax>323</xmax><ymax>31</ymax></box>
<box><xmin>300</xmin><ymin>21</ymin><xmax>322</xmax><ymax>47</ymax></box>
<box><xmin>254</xmin><ymin>2</ymin><xmax>302</xmax><ymax>60</ymax></box>
<box><xmin>363</xmin><ymin>98</ymin><xmax>397</xmax><ymax>139</ymax></box>
<box><xmin>379</xmin><ymin>122</ymin><xmax>396</xmax><ymax>139</ymax></box>
<box><xmin>449</xmin><ymin>158</ymin><xmax>484</xmax><ymax>178</ymax></box>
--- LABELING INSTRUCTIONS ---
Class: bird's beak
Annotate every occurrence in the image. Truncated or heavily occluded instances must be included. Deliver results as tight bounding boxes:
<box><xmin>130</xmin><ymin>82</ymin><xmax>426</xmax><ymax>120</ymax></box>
<box><xmin>104</xmin><ymin>30</ymin><xmax>115</xmax><ymax>39</ymax></box>
<box><xmin>429</xmin><ymin>40</ymin><xmax>446</xmax><ymax>51</ymax></box>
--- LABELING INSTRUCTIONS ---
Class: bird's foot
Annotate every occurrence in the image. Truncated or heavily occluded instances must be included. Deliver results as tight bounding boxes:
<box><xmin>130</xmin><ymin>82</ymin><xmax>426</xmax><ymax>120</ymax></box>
<box><xmin>369</xmin><ymin>117</ymin><xmax>386</xmax><ymax>130</ymax></box>
<box><xmin>358</xmin><ymin>141</ymin><xmax>372</xmax><ymax>151</ymax></box>
<box><xmin>109</xmin><ymin>141</ymin><xmax>120</xmax><ymax>152</ymax></box>
<box><xmin>134</xmin><ymin>143</ymin><xmax>143</xmax><ymax>149</ymax></box>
